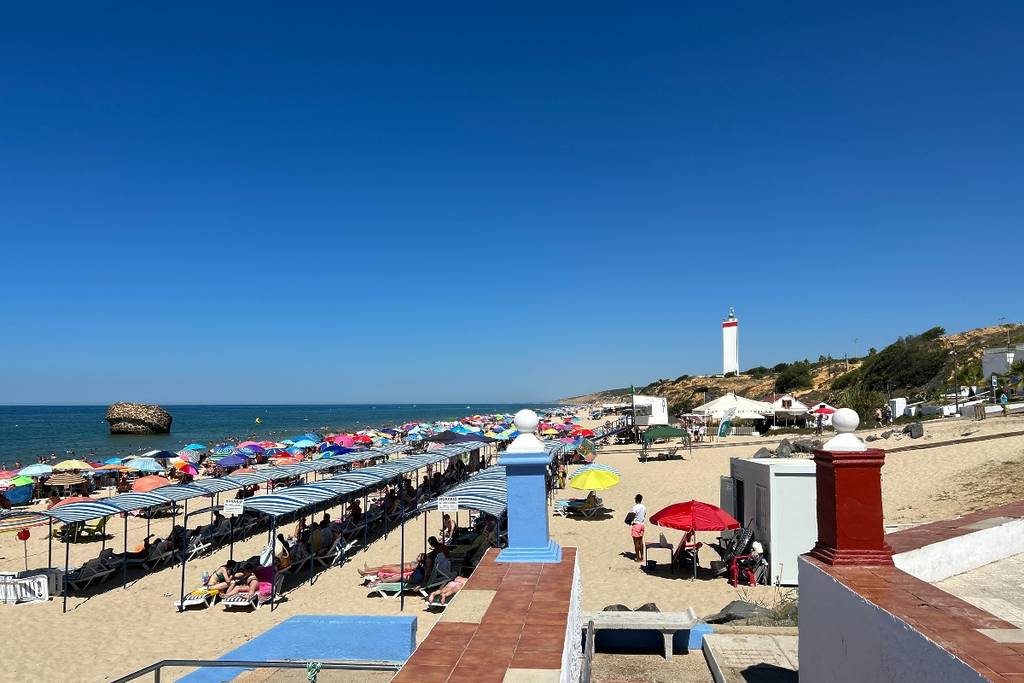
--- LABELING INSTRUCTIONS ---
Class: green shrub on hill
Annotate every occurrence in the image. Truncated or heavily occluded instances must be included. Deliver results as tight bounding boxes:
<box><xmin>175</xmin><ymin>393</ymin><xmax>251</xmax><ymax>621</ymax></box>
<box><xmin>775</xmin><ymin>362</ymin><xmax>813</xmax><ymax>393</ymax></box>
<box><xmin>832</xmin><ymin>327</ymin><xmax>947</xmax><ymax>392</ymax></box>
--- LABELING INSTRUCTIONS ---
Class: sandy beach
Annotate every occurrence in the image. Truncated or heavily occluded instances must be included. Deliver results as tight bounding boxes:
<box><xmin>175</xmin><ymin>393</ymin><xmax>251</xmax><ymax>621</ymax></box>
<box><xmin>2</xmin><ymin>411</ymin><xmax>1022</xmax><ymax>681</ymax></box>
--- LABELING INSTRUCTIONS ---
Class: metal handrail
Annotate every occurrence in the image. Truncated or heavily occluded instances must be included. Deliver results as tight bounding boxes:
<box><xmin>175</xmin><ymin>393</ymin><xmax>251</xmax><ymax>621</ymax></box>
<box><xmin>111</xmin><ymin>658</ymin><xmax>402</xmax><ymax>683</ymax></box>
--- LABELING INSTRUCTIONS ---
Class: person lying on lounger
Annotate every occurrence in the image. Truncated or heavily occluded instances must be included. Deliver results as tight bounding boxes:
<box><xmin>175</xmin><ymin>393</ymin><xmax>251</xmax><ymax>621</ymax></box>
<box><xmin>358</xmin><ymin>553</ymin><xmax>421</xmax><ymax>578</ymax></box>
<box><xmin>360</xmin><ymin>554</ymin><xmax>426</xmax><ymax>586</ymax></box>
<box><xmin>204</xmin><ymin>560</ymin><xmax>238</xmax><ymax>592</ymax></box>
<box><xmin>426</xmin><ymin>575</ymin><xmax>467</xmax><ymax>605</ymax></box>
<box><xmin>225</xmin><ymin>563</ymin><xmax>259</xmax><ymax>597</ymax></box>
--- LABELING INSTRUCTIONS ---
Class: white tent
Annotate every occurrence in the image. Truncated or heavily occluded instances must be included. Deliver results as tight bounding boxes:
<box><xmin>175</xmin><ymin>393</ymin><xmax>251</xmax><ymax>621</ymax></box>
<box><xmin>691</xmin><ymin>392</ymin><xmax>774</xmax><ymax>419</ymax></box>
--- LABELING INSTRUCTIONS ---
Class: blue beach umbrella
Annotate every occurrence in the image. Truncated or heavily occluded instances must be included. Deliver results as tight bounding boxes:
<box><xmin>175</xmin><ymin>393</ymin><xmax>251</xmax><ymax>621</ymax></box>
<box><xmin>124</xmin><ymin>457</ymin><xmax>164</xmax><ymax>473</ymax></box>
<box><xmin>18</xmin><ymin>464</ymin><xmax>53</xmax><ymax>477</ymax></box>
<box><xmin>183</xmin><ymin>443</ymin><xmax>207</xmax><ymax>451</ymax></box>
<box><xmin>142</xmin><ymin>450</ymin><xmax>177</xmax><ymax>460</ymax></box>
<box><xmin>291</xmin><ymin>439</ymin><xmax>317</xmax><ymax>448</ymax></box>
<box><xmin>217</xmin><ymin>454</ymin><xmax>248</xmax><ymax>468</ymax></box>
<box><xmin>103</xmin><ymin>457</ymin><xmax>124</xmax><ymax>465</ymax></box>
<box><xmin>212</xmin><ymin>444</ymin><xmax>235</xmax><ymax>455</ymax></box>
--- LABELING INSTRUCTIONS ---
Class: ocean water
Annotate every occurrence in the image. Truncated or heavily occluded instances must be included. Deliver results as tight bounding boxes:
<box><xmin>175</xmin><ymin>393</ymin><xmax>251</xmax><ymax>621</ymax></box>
<box><xmin>0</xmin><ymin>404</ymin><xmax>550</xmax><ymax>464</ymax></box>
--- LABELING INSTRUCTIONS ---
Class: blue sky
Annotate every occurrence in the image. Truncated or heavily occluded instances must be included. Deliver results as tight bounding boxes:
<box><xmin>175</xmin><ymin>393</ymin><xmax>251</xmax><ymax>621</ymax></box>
<box><xmin>2</xmin><ymin>3</ymin><xmax>1021</xmax><ymax>404</ymax></box>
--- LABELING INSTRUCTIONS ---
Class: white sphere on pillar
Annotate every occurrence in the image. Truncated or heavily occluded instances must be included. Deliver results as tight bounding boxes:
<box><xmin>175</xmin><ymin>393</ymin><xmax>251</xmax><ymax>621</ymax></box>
<box><xmin>514</xmin><ymin>409</ymin><xmax>539</xmax><ymax>435</ymax></box>
<box><xmin>832</xmin><ymin>408</ymin><xmax>859</xmax><ymax>434</ymax></box>
<box><xmin>822</xmin><ymin>407</ymin><xmax>867</xmax><ymax>452</ymax></box>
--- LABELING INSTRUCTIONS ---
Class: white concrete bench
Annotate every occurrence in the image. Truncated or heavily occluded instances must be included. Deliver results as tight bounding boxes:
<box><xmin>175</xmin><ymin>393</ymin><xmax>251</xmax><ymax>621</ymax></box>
<box><xmin>583</xmin><ymin>608</ymin><xmax>699</xmax><ymax>659</ymax></box>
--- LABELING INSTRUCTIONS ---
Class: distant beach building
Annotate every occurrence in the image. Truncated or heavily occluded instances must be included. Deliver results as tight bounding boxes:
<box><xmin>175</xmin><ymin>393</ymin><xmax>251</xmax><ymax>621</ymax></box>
<box><xmin>722</xmin><ymin>307</ymin><xmax>739</xmax><ymax>375</ymax></box>
<box><xmin>982</xmin><ymin>344</ymin><xmax>1022</xmax><ymax>378</ymax></box>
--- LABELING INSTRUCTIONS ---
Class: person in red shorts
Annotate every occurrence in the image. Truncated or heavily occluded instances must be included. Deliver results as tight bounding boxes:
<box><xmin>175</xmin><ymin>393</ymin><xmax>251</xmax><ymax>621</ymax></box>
<box><xmin>630</xmin><ymin>493</ymin><xmax>647</xmax><ymax>562</ymax></box>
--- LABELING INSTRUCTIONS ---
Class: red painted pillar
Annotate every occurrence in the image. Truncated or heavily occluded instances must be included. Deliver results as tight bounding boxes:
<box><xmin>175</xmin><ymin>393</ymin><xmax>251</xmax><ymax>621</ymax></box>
<box><xmin>807</xmin><ymin>409</ymin><xmax>893</xmax><ymax>566</ymax></box>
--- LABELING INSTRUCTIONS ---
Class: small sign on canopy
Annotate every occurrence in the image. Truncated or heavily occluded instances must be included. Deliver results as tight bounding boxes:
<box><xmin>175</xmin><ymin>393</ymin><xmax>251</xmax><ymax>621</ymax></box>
<box><xmin>223</xmin><ymin>499</ymin><xmax>245</xmax><ymax>516</ymax></box>
<box><xmin>437</xmin><ymin>496</ymin><xmax>459</xmax><ymax>513</ymax></box>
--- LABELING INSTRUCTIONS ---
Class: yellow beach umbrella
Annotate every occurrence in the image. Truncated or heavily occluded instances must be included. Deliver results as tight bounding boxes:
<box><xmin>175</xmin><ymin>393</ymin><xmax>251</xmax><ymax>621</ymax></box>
<box><xmin>53</xmin><ymin>459</ymin><xmax>94</xmax><ymax>471</ymax></box>
<box><xmin>569</xmin><ymin>468</ymin><xmax>620</xmax><ymax>491</ymax></box>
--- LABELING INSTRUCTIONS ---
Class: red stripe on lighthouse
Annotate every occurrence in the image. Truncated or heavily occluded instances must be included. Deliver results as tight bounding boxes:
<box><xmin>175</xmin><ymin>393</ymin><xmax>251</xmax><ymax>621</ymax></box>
<box><xmin>722</xmin><ymin>321</ymin><xmax>738</xmax><ymax>328</ymax></box>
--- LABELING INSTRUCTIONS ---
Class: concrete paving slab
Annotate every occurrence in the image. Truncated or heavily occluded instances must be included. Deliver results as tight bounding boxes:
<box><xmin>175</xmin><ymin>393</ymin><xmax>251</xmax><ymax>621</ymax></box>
<box><xmin>702</xmin><ymin>633</ymin><xmax>798</xmax><ymax>683</ymax></box>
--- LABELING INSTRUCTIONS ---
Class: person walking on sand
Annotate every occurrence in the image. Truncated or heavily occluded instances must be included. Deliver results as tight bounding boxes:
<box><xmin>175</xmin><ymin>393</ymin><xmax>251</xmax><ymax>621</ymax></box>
<box><xmin>629</xmin><ymin>494</ymin><xmax>647</xmax><ymax>563</ymax></box>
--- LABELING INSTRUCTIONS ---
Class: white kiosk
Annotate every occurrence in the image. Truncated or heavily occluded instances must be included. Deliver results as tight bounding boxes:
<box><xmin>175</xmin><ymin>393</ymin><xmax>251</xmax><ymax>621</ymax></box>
<box><xmin>720</xmin><ymin>457</ymin><xmax>817</xmax><ymax>585</ymax></box>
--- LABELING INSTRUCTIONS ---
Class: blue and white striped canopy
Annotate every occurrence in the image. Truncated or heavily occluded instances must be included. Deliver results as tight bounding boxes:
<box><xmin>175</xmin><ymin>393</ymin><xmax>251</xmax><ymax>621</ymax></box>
<box><xmin>101</xmin><ymin>492</ymin><xmax>174</xmax><ymax>513</ymax></box>
<box><xmin>242</xmin><ymin>495</ymin><xmax>311</xmax><ymax>518</ymax></box>
<box><xmin>46</xmin><ymin>501</ymin><xmax>123</xmax><ymax>524</ymax></box>
<box><xmin>38</xmin><ymin>437</ymin><xmax>472</xmax><ymax>524</ymax></box>
<box><xmin>418</xmin><ymin>465</ymin><xmax>507</xmax><ymax>518</ymax></box>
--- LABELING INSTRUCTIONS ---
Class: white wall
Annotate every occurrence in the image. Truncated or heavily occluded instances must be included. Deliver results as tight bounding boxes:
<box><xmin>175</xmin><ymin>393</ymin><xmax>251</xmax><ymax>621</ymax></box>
<box><xmin>798</xmin><ymin>558</ymin><xmax>986</xmax><ymax>682</ymax></box>
<box><xmin>894</xmin><ymin>518</ymin><xmax>1024</xmax><ymax>583</ymax></box>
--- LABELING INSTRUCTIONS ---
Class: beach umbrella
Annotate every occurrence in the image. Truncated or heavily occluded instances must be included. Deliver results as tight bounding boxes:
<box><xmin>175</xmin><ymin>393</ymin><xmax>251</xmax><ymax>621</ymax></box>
<box><xmin>572</xmin><ymin>428</ymin><xmax>596</xmax><ymax>437</ymax></box>
<box><xmin>569</xmin><ymin>469</ymin><xmax>620</xmax><ymax>491</ymax></box>
<box><xmin>18</xmin><ymin>464</ymin><xmax>53</xmax><ymax>477</ymax></box>
<box><xmin>102</xmin><ymin>457</ymin><xmax>124</xmax><ymax>465</ymax></box>
<box><xmin>216</xmin><ymin>454</ymin><xmax>248</xmax><ymax>468</ymax></box>
<box><xmin>124</xmin><ymin>457</ymin><xmax>164</xmax><ymax>473</ymax></box>
<box><xmin>232</xmin><ymin>467</ymin><xmax>257</xmax><ymax>475</ymax></box>
<box><xmin>574</xmin><ymin>463</ymin><xmax>622</xmax><ymax>477</ymax></box>
<box><xmin>0</xmin><ymin>512</ymin><xmax>50</xmax><ymax>533</ymax></box>
<box><xmin>132</xmin><ymin>475</ymin><xmax>171</xmax><ymax>493</ymax></box>
<box><xmin>0</xmin><ymin>470</ymin><xmax>17</xmax><ymax>480</ymax></box>
<box><xmin>238</xmin><ymin>441</ymin><xmax>261</xmax><ymax>448</ymax></box>
<box><xmin>649</xmin><ymin>501</ymin><xmax>740</xmax><ymax>532</ymax></box>
<box><xmin>9</xmin><ymin>475</ymin><xmax>34</xmax><ymax>487</ymax></box>
<box><xmin>212</xmin><ymin>443</ymin><xmax>235</xmax><ymax>455</ymax></box>
<box><xmin>291</xmin><ymin>439</ymin><xmax>317</xmax><ymax>449</ymax></box>
<box><xmin>53</xmin><ymin>459</ymin><xmax>93</xmax><ymax>471</ymax></box>
<box><xmin>49</xmin><ymin>496</ymin><xmax>95</xmax><ymax>509</ymax></box>
<box><xmin>176</xmin><ymin>463</ymin><xmax>199</xmax><ymax>476</ymax></box>
<box><xmin>141</xmin><ymin>450</ymin><xmax>177</xmax><ymax>460</ymax></box>
<box><xmin>183</xmin><ymin>443</ymin><xmax>208</xmax><ymax>452</ymax></box>
<box><xmin>258</xmin><ymin>441</ymin><xmax>280</xmax><ymax>448</ymax></box>
<box><xmin>176</xmin><ymin>449</ymin><xmax>201</xmax><ymax>463</ymax></box>
<box><xmin>236</xmin><ymin>445</ymin><xmax>265</xmax><ymax>456</ymax></box>
<box><xmin>46</xmin><ymin>472</ymin><xmax>86</xmax><ymax>487</ymax></box>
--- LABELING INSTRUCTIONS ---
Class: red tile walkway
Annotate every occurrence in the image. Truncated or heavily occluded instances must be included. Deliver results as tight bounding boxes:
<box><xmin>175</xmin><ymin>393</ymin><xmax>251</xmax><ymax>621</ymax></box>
<box><xmin>393</xmin><ymin>547</ymin><xmax>576</xmax><ymax>683</ymax></box>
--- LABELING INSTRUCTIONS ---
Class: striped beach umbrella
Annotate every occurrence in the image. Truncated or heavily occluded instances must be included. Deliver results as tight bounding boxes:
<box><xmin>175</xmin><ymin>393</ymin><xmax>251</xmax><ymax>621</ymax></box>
<box><xmin>0</xmin><ymin>512</ymin><xmax>50</xmax><ymax>533</ymax></box>
<box><xmin>46</xmin><ymin>472</ymin><xmax>87</xmax><ymax>487</ymax></box>
<box><xmin>53</xmin><ymin>460</ymin><xmax>93</xmax><ymax>471</ymax></box>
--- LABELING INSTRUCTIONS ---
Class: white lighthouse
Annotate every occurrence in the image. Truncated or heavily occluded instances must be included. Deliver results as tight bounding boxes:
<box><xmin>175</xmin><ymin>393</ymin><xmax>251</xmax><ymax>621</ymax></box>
<box><xmin>722</xmin><ymin>307</ymin><xmax>739</xmax><ymax>375</ymax></box>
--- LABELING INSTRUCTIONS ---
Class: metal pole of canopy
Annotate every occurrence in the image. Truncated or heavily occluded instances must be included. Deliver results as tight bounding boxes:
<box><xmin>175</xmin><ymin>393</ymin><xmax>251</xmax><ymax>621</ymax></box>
<box><xmin>62</xmin><ymin>536</ymin><xmax>70</xmax><ymax>614</ymax></box>
<box><xmin>48</xmin><ymin>519</ymin><xmax>53</xmax><ymax>569</ymax></box>
<box><xmin>399</xmin><ymin>516</ymin><xmax>405</xmax><ymax>612</ymax></box>
<box><xmin>177</xmin><ymin>505</ymin><xmax>191</xmax><ymax>613</ymax></box>
<box><xmin>121</xmin><ymin>514</ymin><xmax>129</xmax><ymax>589</ymax></box>
<box><xmin>269</xmin><ymin>519</ymin><xmax>277</xmax><ymax>612</ymax></box>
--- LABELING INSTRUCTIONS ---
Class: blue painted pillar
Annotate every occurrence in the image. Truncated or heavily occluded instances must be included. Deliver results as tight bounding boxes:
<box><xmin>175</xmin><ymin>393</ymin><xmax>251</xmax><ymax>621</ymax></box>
<box><xmin>497</xmin><ymin>409</ymin><xmax>562</xmax><ymax>563</ymax></box>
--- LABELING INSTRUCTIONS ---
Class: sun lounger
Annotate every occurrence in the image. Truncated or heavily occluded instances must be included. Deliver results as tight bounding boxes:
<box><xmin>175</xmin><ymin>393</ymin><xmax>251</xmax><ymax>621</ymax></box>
<box><xmin>370</xmin><ymin>562</ymin><xmax>455</xmax><ymax>599</ymax></box>
<box><xmin>125</xmin><ymin>545</ymin><xmax>174</xmax><ymax>572</ymax></box>
<box><xmin>65</xmin><ymin>556</ymin><xmax>117</xmax><ymax>592</ymax></box>
<box><xmin>175</xmin><ymin>588</ymin><xmax>221</xmax><ymax>610</ymax></box>
<box><xmin>186</xmin><ymin>537</ymin><xmax>213</xmax><ymax>562</ymax></box>
<box><xmin>556</xmin><ymin>497</ymin><xmax>603</xmax><ymax>518</ymax></box>
<box><xmin>222</xmin><ymin>574</ymin><xmax>283</xmax><ymax>611</ymax></box>
<box><xmin>645</xmin><ymin>533</ymin><xmax>675</xmax><ymax>567</ymax></box>
<box><xmin>312</xmin><ymin>535</ymin><xmax>352</xmax><ymax>569</ymax></box>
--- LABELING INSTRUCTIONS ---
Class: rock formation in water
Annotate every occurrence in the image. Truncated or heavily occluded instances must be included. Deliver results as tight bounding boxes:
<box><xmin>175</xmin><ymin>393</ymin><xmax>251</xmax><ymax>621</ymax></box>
<box><xmin>105</xmin><ymin>402</ymin><xmax>173</xmax><ymax>434</ymax></box>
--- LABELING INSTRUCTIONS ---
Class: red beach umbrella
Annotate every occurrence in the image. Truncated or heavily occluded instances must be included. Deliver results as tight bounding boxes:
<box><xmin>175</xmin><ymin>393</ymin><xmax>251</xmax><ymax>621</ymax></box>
<box><xmin>810</xmin><ymin>405</ymin><xmax>836</xmax><ymax>415</ymax></box>
<box><xmin>132</xmin><ymin>475</ymin><xmax>171</xmax><ymax>493</ymax></box>
<box><xmin>50</xmin><ymin>496</ymin><xmax>94</xmax><ymax>509</ymax></box>
<box><xmin>649</xmin><ymin>500</ymin><xmax>740</xmax><ymax>532</ymax></box>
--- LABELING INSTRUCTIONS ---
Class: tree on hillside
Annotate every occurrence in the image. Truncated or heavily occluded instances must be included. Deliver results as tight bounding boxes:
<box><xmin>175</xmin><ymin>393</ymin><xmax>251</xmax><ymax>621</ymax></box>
<box><xmin>832</xmin><ymin>327</ymin><xmax>947</xmax><ymax>392</ymax></box>
<box><xmin>775</xmin><ymin>362</ymin><xmax>813</xmax><ymax>393</ymax></box>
